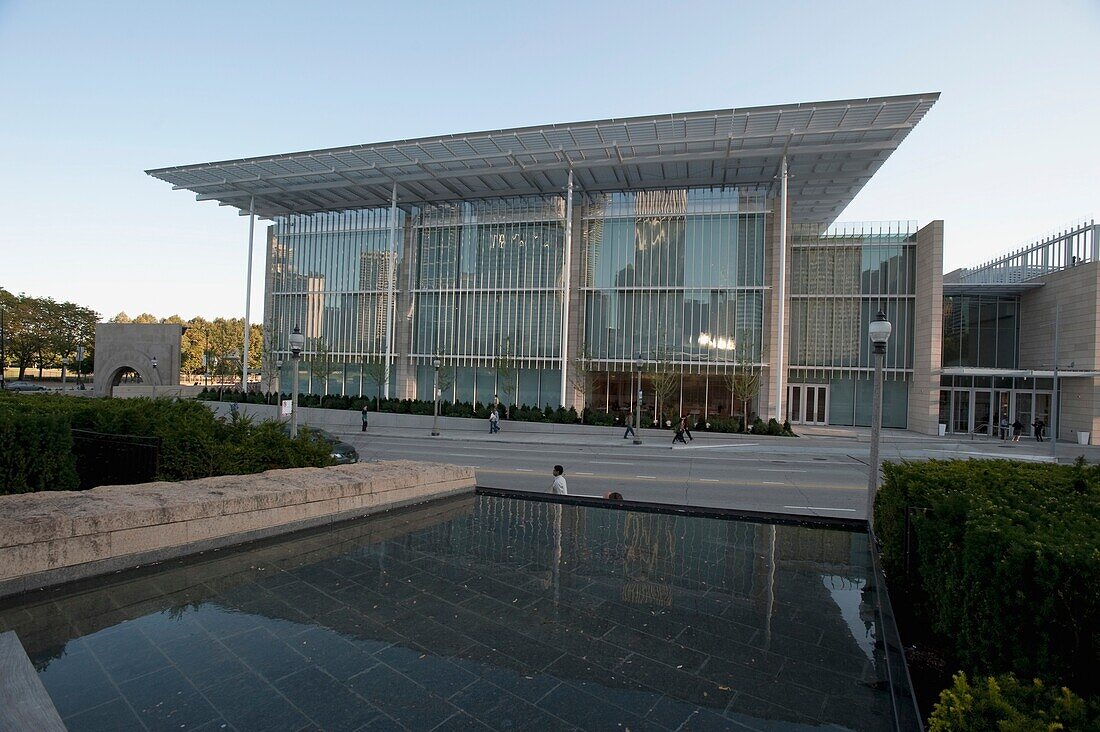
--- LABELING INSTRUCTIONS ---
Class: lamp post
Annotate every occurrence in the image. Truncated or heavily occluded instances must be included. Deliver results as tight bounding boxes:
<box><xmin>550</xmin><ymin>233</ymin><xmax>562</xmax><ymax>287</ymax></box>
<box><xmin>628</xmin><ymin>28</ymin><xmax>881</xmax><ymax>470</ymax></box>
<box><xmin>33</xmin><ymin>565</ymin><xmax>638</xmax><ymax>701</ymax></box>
<box><xmin>866</xmin><ymin>309</ymin><xmax>893</xmax><ymax>530</ymax></box>
<box><xmin>150</xmin><ymin>356</ymin><xmax>158</xmax><ymax>398</ymax></box>
<box><xmin>76</xmin><ymin>345</ymin><xmax>84</xmax><ymax>389</ymax></box>
<box><xmin>289</xmin><ymin>326</ymin><xmax>304</xmax><ymax>438</ymax></box>
<box><xmin>61</xmin><ymin>357</ymin><xmax>69</xmax><ymax>389</ymax></box>
<box><xmin>0</xmin><ymin>304</ymin><xmax>6</xmax><ymax>390</ymax></box>
<box><xmin>431</xmin><ymin>358</ymin><xmax>441</xmax><ymax>436</ymax></box>
<box><xmin>633</xmin><ymin>353</ymin><xmax>644</xmax><ymax>445</ymax></box>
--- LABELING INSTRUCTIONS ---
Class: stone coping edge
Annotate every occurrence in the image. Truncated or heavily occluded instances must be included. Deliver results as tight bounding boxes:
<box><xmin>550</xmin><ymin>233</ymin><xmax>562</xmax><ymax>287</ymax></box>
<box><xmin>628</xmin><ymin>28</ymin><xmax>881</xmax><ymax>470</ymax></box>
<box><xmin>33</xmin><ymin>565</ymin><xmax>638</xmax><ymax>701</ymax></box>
<box><xmin>0</xmin><ymin>631</ymin><xmax>66</xmax><ymax>732</ymax></box>
<box><xmin>0</xmin><ymin>462</ymin><xmax>474</xmax><ymax>600</ymax></box>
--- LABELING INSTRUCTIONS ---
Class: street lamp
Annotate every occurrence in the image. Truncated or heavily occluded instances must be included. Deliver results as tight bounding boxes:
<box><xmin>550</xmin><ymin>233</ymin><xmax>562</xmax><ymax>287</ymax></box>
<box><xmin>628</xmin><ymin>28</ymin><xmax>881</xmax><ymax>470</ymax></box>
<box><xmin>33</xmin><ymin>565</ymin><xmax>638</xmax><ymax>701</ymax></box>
<box><xmin>431</xmin><ymin>358</ymin><xmax>441</xmax><ymax>436</ymax></box>
<box><xmin>150</xmin><ymin>356</ymin><xmax>158</xmax><ymax>398</ymax></box>
<box><xmin>0</xmin><ymin>304</ymin><xmax>6</xmax><ymax>390</ymax></box>
<box><xmin>289</xmin><ymin>326</ymin><xmax>304</xmax><ymax>438</ymax></box>
<box><xmin>633</xmin><ymin>353</ymin><xmax>644</xmax><ymax>445</ymax></box>
<box><xmin>76</xmin><ymin>345</ymin><xmax>84</xmax><ymax>389</ymax></box>
<box><xmin>866</xmin><ymin>308</ymin><xmax>893</xmax><ymax>530</ymax></box>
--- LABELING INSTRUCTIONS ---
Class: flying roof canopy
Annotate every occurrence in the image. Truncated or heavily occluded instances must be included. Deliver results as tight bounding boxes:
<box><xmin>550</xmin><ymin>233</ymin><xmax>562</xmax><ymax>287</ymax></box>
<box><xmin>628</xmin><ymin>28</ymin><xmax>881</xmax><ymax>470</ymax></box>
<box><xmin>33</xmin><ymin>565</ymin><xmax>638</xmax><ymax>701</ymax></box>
<box><xmin>147</xmin><ymin>92</ymin><xmax>939</xmax><ymax>223</ymax></box>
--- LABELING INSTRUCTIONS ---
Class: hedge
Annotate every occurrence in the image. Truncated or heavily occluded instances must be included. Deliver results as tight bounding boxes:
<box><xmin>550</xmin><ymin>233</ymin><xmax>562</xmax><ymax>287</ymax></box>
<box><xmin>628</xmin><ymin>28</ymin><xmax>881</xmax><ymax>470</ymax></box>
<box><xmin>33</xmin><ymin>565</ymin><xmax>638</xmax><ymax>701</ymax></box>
<box><xmin>0</xmin><ymin>409</ymin><xmax>79</xmax><ymax>493</ymax></box>
<box><xmin>199</xmin><ymin>388</ymin><xmax>796</xmax><ymax>435</ymax></box>
<box><xmin>0</xmin><ymin>393</ymin><xmax>332</xmax><ymax>494</ymax></box>
<box><xmin>929</xmin><ymin>673</ymin><xmax>1096</xmax><ymax>731</ymax></box>
<box><xmin>874</xmin><ymin>459</ymin><xmax>1100</xmax><ymax>697</ymax></box>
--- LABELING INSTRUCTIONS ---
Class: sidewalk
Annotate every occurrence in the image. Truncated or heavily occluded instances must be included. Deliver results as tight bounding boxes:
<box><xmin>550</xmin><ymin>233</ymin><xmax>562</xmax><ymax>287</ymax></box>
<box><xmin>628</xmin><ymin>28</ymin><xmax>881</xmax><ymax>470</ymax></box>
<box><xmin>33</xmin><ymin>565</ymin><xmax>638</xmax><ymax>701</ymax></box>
<box><xmin>207</xmin><ymin>401</ymin><xmax>1099</xmax><ymax>463</ymax></box>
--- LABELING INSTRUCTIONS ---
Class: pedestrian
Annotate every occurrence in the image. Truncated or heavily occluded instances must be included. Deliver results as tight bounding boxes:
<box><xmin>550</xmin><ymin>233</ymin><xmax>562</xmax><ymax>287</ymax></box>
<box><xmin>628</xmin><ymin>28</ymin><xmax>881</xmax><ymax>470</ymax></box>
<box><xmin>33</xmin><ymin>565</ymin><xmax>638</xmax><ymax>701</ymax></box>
<box><xmin>679</xmin><ymin>416</ymin><xmax>694</xmax><ymax>442</ymax></box>
<box><xmin>489</xmin><ymin>407</ymin><xmax>500</xmax><ymax>434</ymax></box>
<box><xmin>672</xmin><ymin>421</ymin><xmax>688</xmax><ymax>444</ymax></box>
<box><xmin>550</xmin><ymin>465</ymin><xmax>568</xmax><ymax>495</ymax></box>
<box><xmin>999</xmin><ymin>415</ymin><xmax>1010</xmax><ymax>441</ymax></box>
<box><xmin>1012</xmin><ymin>418</ymin><xmax>1024</xmax><ymax>442</ymax></box>
<box><xmin>1032</xmin><ymin>418</ymin><xmax>1045</xmax><ymax>442</ymax></box>
<box><xmin>361</xmin><ymin>404</ymin><xmax>369</xmax><ymax>432</ymax></box>
<box><xmin>623</xmin><ymin>419</ymin><xmax>636</xmax><ymax>439</ymax></box>
<box><xmin>230</xmin><ymin>402</ymin><xmax>239</xmax><ymax>418</ymax></box>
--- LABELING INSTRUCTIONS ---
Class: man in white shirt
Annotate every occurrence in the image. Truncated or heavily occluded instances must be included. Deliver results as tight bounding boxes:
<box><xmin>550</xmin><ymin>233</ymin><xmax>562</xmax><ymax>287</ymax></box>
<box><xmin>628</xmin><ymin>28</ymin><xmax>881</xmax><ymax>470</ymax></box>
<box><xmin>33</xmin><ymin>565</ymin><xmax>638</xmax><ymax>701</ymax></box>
<box><xmin>550</xmin><ymin>465</ymin><xmax>568</xmax><ymax>495</ymax></box>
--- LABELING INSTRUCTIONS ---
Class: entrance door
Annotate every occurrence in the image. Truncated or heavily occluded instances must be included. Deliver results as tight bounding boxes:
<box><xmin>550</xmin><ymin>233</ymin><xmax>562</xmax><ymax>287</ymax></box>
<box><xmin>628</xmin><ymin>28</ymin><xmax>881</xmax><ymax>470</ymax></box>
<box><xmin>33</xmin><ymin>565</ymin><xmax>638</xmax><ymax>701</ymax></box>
<box><xmin>787</xmin><ymin>384</ymin><xmax>828</xmax><ymax>425</ymax></box>
<box><xmin>973</xmin><ymin>391</ymin><xmax>993</xmax><ymax>435</ymax></box>
<box><xmin>952</xmin><ymin>390</ymin><xmax>970</xmax><ymax>434</ymax></box>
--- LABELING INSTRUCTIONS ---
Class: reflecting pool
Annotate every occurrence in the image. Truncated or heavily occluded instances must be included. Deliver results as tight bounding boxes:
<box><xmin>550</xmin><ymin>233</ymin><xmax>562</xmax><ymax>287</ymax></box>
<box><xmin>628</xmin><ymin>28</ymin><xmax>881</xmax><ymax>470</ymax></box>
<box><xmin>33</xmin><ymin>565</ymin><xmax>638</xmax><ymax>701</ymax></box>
<box><xmin>0</xmin><ymin>495</ymin><xmax>899</xmax><ymax>730</ymax></box>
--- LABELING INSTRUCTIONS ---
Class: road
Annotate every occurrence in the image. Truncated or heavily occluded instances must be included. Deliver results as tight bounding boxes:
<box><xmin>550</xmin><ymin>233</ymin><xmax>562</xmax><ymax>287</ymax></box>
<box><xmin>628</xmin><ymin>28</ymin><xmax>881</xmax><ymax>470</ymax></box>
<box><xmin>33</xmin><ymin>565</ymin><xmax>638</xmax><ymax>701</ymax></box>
<box><xmin>342</xmin><ymin>432</ymin><xmax>871</xmax><ymax>520</ymax></box>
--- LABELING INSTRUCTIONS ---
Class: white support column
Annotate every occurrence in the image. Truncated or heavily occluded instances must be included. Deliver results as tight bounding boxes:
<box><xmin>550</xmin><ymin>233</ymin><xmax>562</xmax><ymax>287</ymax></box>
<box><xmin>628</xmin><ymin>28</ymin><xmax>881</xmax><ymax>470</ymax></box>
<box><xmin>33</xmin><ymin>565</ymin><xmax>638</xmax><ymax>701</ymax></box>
<box><xmin>384</xmin><ymin>183</ymin><xmax>398</xmax><ymax>399</ymax></box>
<box><xmin>560</xmin><ymin>169</ymin><xmax>574</xmax><ymax>408</ymax></box>
<box><xmin>774</xmin><ymin>155</ymin><xmax>788</xmax><ymax>421</ymax></box>
<box><xmin>241</xmin><ymin>195</ymin><xmax>256</xmax><ymax>390</ymax></box>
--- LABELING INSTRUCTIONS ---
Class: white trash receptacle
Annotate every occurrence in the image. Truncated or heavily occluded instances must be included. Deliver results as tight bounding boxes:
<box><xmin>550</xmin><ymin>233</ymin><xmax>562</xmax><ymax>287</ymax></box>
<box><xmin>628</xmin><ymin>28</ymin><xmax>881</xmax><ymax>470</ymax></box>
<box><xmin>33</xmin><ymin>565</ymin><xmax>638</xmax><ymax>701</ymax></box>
<box><xmin>938</xmin><ymin>423</ymin><xmax>947</xmax><ymax>437</ymax></box>
<box><xmin>1077</xmin><ymin>431</ymin><xmax>1090</xmax><ymax>446</ymax></box>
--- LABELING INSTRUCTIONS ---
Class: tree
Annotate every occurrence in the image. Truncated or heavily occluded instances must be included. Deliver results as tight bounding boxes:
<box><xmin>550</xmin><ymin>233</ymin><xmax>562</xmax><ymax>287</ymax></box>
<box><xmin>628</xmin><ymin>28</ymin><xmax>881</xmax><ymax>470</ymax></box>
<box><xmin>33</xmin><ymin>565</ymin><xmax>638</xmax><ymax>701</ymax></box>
<box><xmin>569</xmin><ymin>345</ymin><xmax>599</xmax><ymax>422</ymax></box>
<box><xmin>724</xmin><ymin>353</ymin><xmax>761</xmax><ymax>429</ymax></box>
<box><xmin>648</xmin><ymin>348</ymin><xmax>680</xmax><ymax>426</ymax></box>
<box><xmin>363</xmin><ymin>353</ymin><xmax>387</xmax><ymax>410</ymax></box>
<box><xmin>493</xmin><ymin>338</ymin><xmax>516</xmax><ymax>417</ymax></box>
<box><xmin>308</xmin><ymin>338</ymin><xmax>334</xmax><ymax>395</ymax></box>
<box><xmin>437</xmin><ymin>363</ymin><xmax>455</xmax><ymax>400</ymax></box>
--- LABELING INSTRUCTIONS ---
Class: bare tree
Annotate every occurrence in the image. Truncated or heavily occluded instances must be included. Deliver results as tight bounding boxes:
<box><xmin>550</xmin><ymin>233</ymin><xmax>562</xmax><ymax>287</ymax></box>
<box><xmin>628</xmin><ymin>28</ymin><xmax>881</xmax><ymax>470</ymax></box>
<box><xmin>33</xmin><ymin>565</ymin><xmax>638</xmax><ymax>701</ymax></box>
<box><xmin>648</xmin><ymin>348</ymin><xmax>680</xmax><ymax>426</ymax></box>
<box><xmin>493</xmin><ymin>339</ymin><xmax>516</xmax><ymax>418</ymax></box>
<box><xmin>437</xmin><ymin>363</ymin><xmax>455</xmax><ymax>401</ymax></box>
<box><xmin>308</xmin><ymin>338</ymin><xmax>334</xmax><ymax>396</ymax></box>
<box><xmin>724</xmin><ymin>353</ymin><xmax>761</xmax><ymax>430</ymax></box>
<box><xmin>362</xmin><ymin>353</ymin><xmax>387</xmax><ymax>410</ymax></box>
<box><xmin>568</xmin><ymin>345</ymin><xmax>599</xmax><ymax>422</ymax></box>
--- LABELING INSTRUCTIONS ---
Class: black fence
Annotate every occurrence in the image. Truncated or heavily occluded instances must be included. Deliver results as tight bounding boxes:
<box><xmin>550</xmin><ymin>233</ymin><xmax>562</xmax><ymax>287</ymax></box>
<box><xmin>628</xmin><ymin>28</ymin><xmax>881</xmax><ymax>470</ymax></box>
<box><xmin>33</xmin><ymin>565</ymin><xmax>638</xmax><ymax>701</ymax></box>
<box><xmin>71</xmin><ymin>429</ymin><xmax>161</xmax><ymax>490</ymax></box>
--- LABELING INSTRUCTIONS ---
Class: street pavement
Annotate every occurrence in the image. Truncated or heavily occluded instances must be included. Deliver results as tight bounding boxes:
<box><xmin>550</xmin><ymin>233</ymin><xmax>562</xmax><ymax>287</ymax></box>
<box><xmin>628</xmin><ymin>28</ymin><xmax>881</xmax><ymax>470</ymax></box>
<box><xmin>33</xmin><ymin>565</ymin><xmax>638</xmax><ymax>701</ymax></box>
<box><xmin>336</xmin><ymin>423</ymin><xmax>1097</xmax><ymax>521</ymax></box>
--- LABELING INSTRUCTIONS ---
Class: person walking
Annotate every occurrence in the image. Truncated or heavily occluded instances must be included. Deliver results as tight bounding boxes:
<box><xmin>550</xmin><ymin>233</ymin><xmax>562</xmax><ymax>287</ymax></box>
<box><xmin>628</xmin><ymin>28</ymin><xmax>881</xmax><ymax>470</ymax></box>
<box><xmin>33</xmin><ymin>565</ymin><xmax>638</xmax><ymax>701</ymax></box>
<box><xmin>999</xmin><ymin>414</ymin><xmax>1010</xmax><ymax>441</ymax></box>
<box><xmin>623</xmin><ymin>418</ymin><xmax>636</xmax><ymax>439</ymax></box>
<box><xmin>550</xmin><ymin>465</ymin><xmax>568</xmax><ymax>495</ymax></box>
<box><xmin>672</xmin><ymin>420</ymin><xmax>688</xmax><ymax>444</ymax></box>
<box><xmin>361</xmin><ymin>404</ymin><xmax>369</xmax><ymax>432</ymax></box>
<box><xmin>1032</xmin><ymin>417</ymin><xmax>1045</xmax><ymax>442</ymax></box>
<box><xmin>1011</xmin><ymin>418</ymin><xmax>1024</xmax><ymax>442</ymax></box>
<box><xmin>489</xmin><ymin>407</ymin><xmax>500</xmax><ymax>434</ymax></box>
<box><xmin>679</xmin><ymin>416</ymin><xmax>694</xmax><ymax>442</ymax></box>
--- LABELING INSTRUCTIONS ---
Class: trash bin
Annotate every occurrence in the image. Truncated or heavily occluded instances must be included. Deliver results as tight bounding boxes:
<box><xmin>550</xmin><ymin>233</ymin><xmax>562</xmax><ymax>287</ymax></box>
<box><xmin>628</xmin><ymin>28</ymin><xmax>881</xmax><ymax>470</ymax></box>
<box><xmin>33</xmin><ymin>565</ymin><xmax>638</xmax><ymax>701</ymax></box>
<box><xmin>938</xmin><ymin>423</ymin><xmax>947</xmax><ymax>437</ymax></box>
<box><xmin>1077</xmin><ymin>431</ymin><xmax>1090</xmax><ymax>446</ymax></box>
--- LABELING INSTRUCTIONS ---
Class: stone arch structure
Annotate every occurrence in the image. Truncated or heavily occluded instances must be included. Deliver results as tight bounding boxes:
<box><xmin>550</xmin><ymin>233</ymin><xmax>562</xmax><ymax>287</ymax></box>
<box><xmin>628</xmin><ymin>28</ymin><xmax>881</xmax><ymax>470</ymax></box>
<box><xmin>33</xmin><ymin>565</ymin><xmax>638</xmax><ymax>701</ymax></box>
<box><xmin>93</xmin><ymin>324</ymin><xmax>184</xmax><ymax>397</ymax></box>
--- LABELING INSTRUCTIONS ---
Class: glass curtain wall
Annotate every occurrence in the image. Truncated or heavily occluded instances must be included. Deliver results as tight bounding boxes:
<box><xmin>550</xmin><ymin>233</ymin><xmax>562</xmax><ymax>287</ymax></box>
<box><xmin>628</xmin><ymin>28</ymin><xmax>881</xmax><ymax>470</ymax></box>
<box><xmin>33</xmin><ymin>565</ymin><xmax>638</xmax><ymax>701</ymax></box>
<box><xmin>941</xmin><ymin>295</ymin><xmax>1019</xmax><ymax>368</ymax></box>
<box><xmin>268</xmin><ymin>209</ymin><xmax>401</xmax><ymax>395</ymax></box>
<box><xmin>579</xmin><ymin>188</ymin><xmax>768</xmax><ymax>420</ymax></box>
<box><xmin>789</xmin><ymin>222</ymin><xmax>917</xmax><ymax>428</ymax></box>
<box><xmin>411</xmin><ymin>197</ymin><xmax>566</xmax><ymax>407</ymax></box>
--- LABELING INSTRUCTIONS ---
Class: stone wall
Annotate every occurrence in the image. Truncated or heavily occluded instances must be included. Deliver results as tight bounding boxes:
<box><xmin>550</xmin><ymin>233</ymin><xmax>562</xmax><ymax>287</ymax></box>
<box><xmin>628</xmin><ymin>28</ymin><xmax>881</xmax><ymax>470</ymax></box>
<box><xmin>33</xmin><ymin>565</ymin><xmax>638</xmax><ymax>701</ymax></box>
<box><xmin>908</xmin><ymin>221</ymin><xmax>945</xmax><ymax>435</ymax></box>
<box><xmin>1019</xmin><ymin>262</ymin><xmax>1100</xmax><ymax>440</ymax></box>
<box><xmin>0</xmin><ymin>461</ymin><xmax>474</xmax><ymax>599</ymax></box>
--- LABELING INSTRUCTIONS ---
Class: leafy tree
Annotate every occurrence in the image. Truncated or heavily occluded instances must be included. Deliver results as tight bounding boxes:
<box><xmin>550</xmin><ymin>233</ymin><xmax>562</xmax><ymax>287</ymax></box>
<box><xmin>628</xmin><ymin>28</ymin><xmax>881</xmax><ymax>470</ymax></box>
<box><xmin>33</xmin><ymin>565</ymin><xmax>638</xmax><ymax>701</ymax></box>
<box><xmin>437</xmin><ymin>363</ymin><xmax>455</xmax><ymax>399</ymax></box>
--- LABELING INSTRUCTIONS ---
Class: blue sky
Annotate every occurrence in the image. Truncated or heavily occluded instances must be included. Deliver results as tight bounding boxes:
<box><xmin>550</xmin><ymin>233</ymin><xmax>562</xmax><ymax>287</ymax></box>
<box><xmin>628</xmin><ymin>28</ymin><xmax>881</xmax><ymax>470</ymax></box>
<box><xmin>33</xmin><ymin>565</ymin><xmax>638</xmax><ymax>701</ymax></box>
<box><xmin>1</xmin><ymin>0</ymin><xmax>1097</xmax><ymax>321</ymax></box>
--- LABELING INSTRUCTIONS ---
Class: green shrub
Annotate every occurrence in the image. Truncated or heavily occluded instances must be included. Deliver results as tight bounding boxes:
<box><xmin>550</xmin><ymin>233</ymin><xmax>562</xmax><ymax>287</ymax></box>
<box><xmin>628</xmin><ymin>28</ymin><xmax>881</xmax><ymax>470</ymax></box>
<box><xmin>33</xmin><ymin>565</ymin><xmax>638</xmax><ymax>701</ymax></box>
<box><xmin>0</xmin><ymin>409</ymin><xmax>79</xmax><ymax>494</ymax></box>
<box><xmin>875</xmin><ymin>459</ymin><xmax>1100</xmax><ymax>696</ymax></box>
<box><xmin>929</xmin><ymin>673</ymin><xmax>1095</xmax><ymax>731</ymax></box>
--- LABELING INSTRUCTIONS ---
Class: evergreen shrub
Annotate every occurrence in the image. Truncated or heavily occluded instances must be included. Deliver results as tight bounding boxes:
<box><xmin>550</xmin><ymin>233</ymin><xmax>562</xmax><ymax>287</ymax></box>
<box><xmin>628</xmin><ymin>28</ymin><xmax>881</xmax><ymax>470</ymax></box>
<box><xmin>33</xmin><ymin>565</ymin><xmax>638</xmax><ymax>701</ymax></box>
<box><xmin>874</xmin><ymin>459</ymin><xmax>1100</xmax><ymax>697</ymax></box>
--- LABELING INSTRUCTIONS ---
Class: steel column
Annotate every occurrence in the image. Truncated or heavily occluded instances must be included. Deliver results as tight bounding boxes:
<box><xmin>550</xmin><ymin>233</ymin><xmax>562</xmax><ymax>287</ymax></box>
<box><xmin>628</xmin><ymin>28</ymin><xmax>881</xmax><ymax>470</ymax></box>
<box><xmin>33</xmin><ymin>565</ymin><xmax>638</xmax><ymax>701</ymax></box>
<box><xmin>867</xmin><ymin>349</ymin><xmax>885</xmax><ymax>527</ymax></box>
<box><xmin>560</xmin><ymin>169</ymin><xmax>574</xmax><ymax>408</ymax></box>
<box><xmin>384</xmin><ymin>183</ymin><xmax>398</xmax><ymax>399</ymax></box>
<box><xmin>242</xmin><ymin>195</ymin><xmax>256</xmax><ymax>390</ymax></box>
<box><xmin>774</xmin><ymin>156</ymin><xmax>788</xmax><ymax>420</ymax></box>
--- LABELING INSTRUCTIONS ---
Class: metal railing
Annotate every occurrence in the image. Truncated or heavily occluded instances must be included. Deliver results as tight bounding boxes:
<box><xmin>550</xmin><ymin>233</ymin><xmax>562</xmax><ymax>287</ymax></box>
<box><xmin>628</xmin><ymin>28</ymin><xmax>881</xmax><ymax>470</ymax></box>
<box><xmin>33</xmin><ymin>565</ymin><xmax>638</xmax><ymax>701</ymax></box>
<box><xmin>957</xmin><ymin>220</ymin><xmax>1097</xmax><ymax>284</ymax></box>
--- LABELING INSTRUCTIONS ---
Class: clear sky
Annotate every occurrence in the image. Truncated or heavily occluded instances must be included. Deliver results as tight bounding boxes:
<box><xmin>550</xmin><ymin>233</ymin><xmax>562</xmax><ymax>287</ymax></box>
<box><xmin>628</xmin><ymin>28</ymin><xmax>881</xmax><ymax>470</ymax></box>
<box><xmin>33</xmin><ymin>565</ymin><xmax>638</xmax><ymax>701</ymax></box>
<box><xmin>1</xmin><ymin>0</ymin><xmax>1097</xmax><ymax>322</ymax></box>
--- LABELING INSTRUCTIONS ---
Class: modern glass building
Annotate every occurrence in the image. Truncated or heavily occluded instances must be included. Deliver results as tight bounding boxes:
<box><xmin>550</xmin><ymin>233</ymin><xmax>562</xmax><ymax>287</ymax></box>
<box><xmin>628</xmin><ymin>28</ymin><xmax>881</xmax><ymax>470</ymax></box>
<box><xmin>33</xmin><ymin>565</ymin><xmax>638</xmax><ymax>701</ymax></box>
<box><xmin>150</xmin><ymin>93</ymin><xmax>973</xmax><ymax>432</ymax></box>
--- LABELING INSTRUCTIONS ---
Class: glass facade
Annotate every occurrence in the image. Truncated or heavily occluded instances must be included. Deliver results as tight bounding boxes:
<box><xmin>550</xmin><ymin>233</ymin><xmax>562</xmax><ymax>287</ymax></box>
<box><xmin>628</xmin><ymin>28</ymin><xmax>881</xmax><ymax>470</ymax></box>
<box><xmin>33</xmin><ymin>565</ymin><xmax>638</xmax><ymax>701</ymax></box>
<box><xmin>787</xmin><ymin>223</ymin><xmax>917</xmax><ymax>429</ymax></box>
<box><xmin>581</xmin><ymin>188</ymin><xmax>768</xmax><ymax>369</ymax></box>
<box><xmin>941</xmin><ymin>294</ymin><xmax>1019</xmax><ymax>368</ymax></box>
